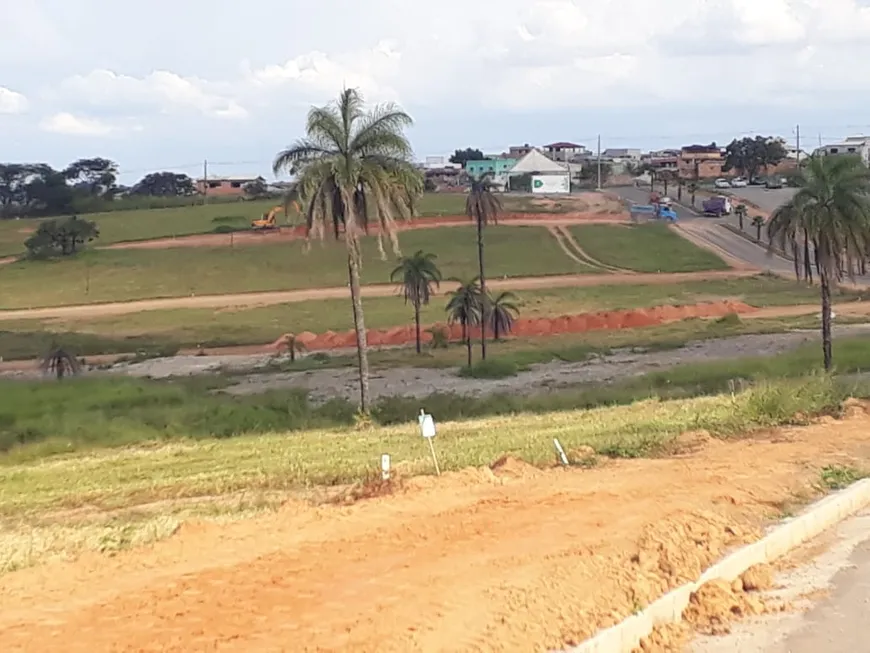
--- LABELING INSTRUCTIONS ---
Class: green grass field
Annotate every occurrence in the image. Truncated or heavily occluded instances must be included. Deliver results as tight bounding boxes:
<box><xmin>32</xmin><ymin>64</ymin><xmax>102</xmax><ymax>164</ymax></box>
<box><xmin>570</xmin><ymin>223</ymin><xmax>730</xmax><ymax>273</ymax></box>
<box><xmin>0</xmin><ymin>193</ymin><xmax>471</xmax><ymax>258</ymax></box>
<box><xmin>0</xmin><ymin>276</ymin><xmax>840</xmax><ymax>360</ymax></box>
<box><xmin>0</xmin><ymin>226</ymin><xmax>597</xmax><ymax>309</ymax></box>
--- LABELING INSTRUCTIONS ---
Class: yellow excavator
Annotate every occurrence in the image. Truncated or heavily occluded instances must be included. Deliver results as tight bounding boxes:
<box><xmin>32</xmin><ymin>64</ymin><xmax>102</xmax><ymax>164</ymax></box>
<box><xmin>251</xmin><ymin>205</ymin><xmax>284</xmax><ymax>231</ymax></box>
<box><xmin>250</xmin><ymin>201</ymin><xmax>301</xmax><ymax>231</ymax></box>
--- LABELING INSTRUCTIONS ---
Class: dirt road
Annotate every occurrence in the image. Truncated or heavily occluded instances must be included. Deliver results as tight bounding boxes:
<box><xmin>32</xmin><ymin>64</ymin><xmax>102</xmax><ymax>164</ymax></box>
<box><xmin>2</xmin><ymin>410</ymin><xmax>870</xmax><ymax>652</ymax></box>
<box><xmin>0</xmin><ymin>270</ymin><xmax>759</xmax><ymax>321</ymax></box>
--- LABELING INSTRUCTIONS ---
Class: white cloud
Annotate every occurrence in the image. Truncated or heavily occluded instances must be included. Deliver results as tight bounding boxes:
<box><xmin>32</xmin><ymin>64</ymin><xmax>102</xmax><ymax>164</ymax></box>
<box><xmin>40</xmin><ymin>112</ymin><xmax>115</xmax><ymax>136</ymax></box>
<box><xmin>58</xmin><ymin>69</ymin><xmax>248</xmax><ymax>119</ymax></box>
<box><xmin>0</xmin><ymin>87</ymin><xmax>28</xmax><ymax>114</ymax></box>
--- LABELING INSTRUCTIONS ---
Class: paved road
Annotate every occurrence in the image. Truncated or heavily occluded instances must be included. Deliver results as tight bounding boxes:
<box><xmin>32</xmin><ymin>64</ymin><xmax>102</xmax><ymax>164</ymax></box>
<box><xmin>690</xmin><ymin>508</ymin><xmax>870</xmax><ymax>653</ymax></box>
<box><xmin>726</xmin><ymin>187</ymin><xmax>797</xmax><ymax>213</ymax></box>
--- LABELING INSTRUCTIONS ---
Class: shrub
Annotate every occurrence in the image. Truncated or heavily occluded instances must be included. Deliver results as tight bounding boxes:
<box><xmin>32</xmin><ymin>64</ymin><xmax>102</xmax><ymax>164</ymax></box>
<box><xmin>457</xmin><ymin>359</ymin><xmax>519</xmax><ymax>379</ymax></box>
<box><xmin>24</xmin><ymin>215</ymin><xmax>99</xmax><ymax>259</ymax></box>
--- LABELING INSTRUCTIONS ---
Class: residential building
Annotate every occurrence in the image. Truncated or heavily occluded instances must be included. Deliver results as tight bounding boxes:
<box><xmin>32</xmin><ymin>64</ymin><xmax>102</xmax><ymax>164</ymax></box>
<box><xmin>465</xmin><ymin>158</ymin><xmax>517</xmax><ymax>186</ymax></box>
<box><xmin>817</xmin><ymin>136</ymin><xmax>870</xmax><ymax>165</ymax></box>
<box><xmin>507</xmin><ymin>144</ymin><xmax>535</xmax><ymax>158</ymax></box>
<box><xmin>542</xmin><ymin>141</ymin><xmax>587</xmax><ymax>162</ymax></box>
<box><xmin>196</xmin><ymin>175</ymin><xmax>264</xmax><ymax>197</ymax></box>
<box><xmin>509</xmin><ymin>149</ymin><xmax>570</xmax><ymax>193</ymax></box>
<box><xmin>603</xmin><ymin>148</ymin><xmax>641</xmax><ymax>161</ymax></box>
<box><xmin>678</xmin><ymin>144</ymin><xmax>724</xmax><ymax>180</ymax></box>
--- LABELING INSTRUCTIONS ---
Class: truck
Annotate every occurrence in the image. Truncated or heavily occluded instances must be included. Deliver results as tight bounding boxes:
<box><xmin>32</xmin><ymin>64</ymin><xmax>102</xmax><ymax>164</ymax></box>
<box><xmin>702</xmin><ymin>195</ymin><xmax>732</xmax><ymax>217</ymax></box>
<box><xmin>629</xmin><ymin>193</ymin><xmax>679</xmax><ymax>222</ymax></box>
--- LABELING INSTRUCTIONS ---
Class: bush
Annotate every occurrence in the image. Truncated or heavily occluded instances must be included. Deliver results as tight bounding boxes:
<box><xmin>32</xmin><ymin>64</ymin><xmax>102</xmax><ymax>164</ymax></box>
<box><xmin>24</xmin><ymin>215</ymin><xmax>99</xmax><ymax>259</ymax></box>
<box><xmin>457</xmin><ymin>359</ymin><xmax>519</xmax><ymax>379</ymax></box>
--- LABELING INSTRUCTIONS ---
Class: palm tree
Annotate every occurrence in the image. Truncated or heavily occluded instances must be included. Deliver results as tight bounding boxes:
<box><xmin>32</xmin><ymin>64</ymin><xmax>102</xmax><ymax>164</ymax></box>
<box><xmin>41</xmin><ymin>345</ymin><xmax>81</xmax><ymax>380</ymax></box>
<box><xmin>688</xmin><ymin>182</ymin><xmax>698</xmax><ymax>207</ymax></box>
<box><xmin>767</xmin><ymin>154</ymin><xmax>870</xmax><ymax>371</ymax></box>
<box><xmin>273</xmin><ymin>88</ymin><xmax>423</xmax><ymax>412</ymax></box>
<box><xmin>488</xmin><ymin>291</ymin><xmax>520</xmax><ymax>340</ymax></box>
<box><xmin>751</xmin><ymin>215</ymin><xmax>766</xmax><ymax>242</ymax></box>
<box><xmin>445</xmin><ymin>277</ymin><xmax>482</xmax><ymax>367</ymax></box>
<box><xmin>466</xmin><ymin>175</ymin><xmax>502</xmax><ymax>361</ymax></box>
<box><xmin>735</xmin><ymin>203</ymin><xmax>748</xmax><ymax>230</ymax></box>
<box><xmin>391</xmin><ymin>250</ymin><xmax>442</xmax><ymax>354</ymax></box>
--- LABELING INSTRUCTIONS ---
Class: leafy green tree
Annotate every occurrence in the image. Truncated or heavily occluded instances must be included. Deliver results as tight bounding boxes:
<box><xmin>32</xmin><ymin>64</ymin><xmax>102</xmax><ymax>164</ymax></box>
<box><xmin>63</xmin><ymin>158</ymin><xmax>118</xmax><ymax>197</ymax></box>
<box><xmin>445</xmin><ymin>277</ymin><xmax>482</xmax><ymax>367</ymax></box>
<box><xmin>449</xmin><ymin>148</ymin><xmax>485</xmax><ymax>166</ymax></box>
<box><xmin>723</xmin><ymin>136</ymin><xmax>788</xmax><ymax>184</ymax></box>
<box><xmin>390</xmin><ymin>250</ymin><xmax>442</xmax><ymax>354</ymax></box>
<box><xmin>24</xmin><ymin>215</ymin><xmax>99</xmax><ymax>259</ymax></box>
<box><xmin>272</xmin><ymin>88</ymin><xmax>423</xmax><ymax>412</ymax></box>
<box><xmin>751</xmin><ymin>215</ymin><xmax>765</xmax><ymax>241</ymax></box>
<box><xmin>466</xmin><ymin>175</ymin><xmax>502</xmax><ymax>360</ymax></box>
<box><xmin>488</xmin><ymin>291</ymin><xmax>520</xmax><ymax>340</ymax></box>
<box><xmin>767</xmin><ymin>154</ymin><xmax>870</xmax><ymax>370</ymax></box>
<box><xmin>131</xmin><ymin>172</ymin><xmax>196</xmax><ymax>197</ymax></box>
<box><xmin>735</xmin><ymin>203</ymin><xmax>748</xmax><ymax>230</ymax></box>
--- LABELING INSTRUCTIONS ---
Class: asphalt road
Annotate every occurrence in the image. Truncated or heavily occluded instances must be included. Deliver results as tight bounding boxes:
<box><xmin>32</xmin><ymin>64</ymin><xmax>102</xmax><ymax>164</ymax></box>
<box><xmin>608</xmin><ymin>186</ymin><xmax>797</xmax><ymax>275</ymax></box>
<box><xmin>726</xmin><ymin>186</ymin><xmax>798</xmax><ymax>213</ymax></box>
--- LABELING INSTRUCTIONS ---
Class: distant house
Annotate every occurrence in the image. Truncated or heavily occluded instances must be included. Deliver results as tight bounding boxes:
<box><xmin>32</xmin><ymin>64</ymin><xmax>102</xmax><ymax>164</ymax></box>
<box><xmin>507</xmin><ymin>144</ymin><xmax>535</xmax><ymax>158</ymax></box>
<box><xmin>195</xmin><ymin>175</ymin><xmax>264</xmax><ymax>197</ymax></box>
<box><xmin>543</xmin><ymin>141</ymin><xmax>587</xmax><ymax>162</ymax></box>
<box><xmin>817</xmin><ymin>136</ymin><xmax>870</xmax><ymax>166</ymax></box>
<box><xmin>509</xmin><ymin>149</ymin><xmax>570</xmax><ymax>194</ymax></box>
<box><xmin>465</xmin><ymin>158</ymin><xmax>517</xmax><ymax>186</ymax></box>
<box><xmin>678</xmin><ymin>144</ymin><xmax>724</xmax><ymax>180</ymax></box>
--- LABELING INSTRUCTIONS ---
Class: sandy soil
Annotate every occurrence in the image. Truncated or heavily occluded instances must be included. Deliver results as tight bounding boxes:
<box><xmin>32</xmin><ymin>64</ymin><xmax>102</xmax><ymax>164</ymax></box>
<box><xmin>0</xmin><ymin>270</ymin><xmax>758</xmax><ymax>321</ymax></box>
<box><xmin>3</xmin><ymin>409</ymin><xmax>870</xmax><ymax>652</ymax></box>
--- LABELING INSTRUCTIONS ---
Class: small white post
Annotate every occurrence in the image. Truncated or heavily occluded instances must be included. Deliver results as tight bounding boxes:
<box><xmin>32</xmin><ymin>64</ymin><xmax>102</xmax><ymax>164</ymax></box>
<box><xmin>381</xmin><ymin>453</ymin><xmax>391</xmax><ymax>481</ymax></box>
<box><xmin>419</xmin><ymin>409</ymin><xmax>440</xmax><ymax>476</ymax></box>
<box><xmin>553</xmin><ymin>438</ymin><xmax>570</xmax><ymax>466</ymax></box>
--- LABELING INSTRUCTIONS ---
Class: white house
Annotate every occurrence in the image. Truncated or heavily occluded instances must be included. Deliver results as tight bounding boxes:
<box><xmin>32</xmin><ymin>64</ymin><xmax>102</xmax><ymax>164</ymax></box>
<box><xmin>817</xmin><ymin>136</ymin><xmax>870</xmax><ymax>165</ymax></box>
<box><xmin>509</xmin><ymin>149</ymin><xmax>571</xmax><ymax>194</ymax></box>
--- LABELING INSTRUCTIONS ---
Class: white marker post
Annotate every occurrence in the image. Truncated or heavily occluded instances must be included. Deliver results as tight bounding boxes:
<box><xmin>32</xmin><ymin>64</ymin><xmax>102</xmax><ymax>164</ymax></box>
<box><xmin>381</xmin><ymin>454</ymin><xmax>391</xmax><ymax>481</ymax></box>
<box><xmin>418</xmin><ymin>409</ymin><xmax>440</xmax><ymax>475</ymax></box>
<box><xmin>553</xmin><ymin>438</ymin><xmax>570</xmax><ymax>466</ymax></box>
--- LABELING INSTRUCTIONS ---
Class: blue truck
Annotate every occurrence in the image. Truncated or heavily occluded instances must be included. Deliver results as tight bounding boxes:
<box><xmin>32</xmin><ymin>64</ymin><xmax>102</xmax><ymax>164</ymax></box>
<box><xmin>629</xmin><ymin>202</ymin><xmax>678</xmax><ymax>222</ymax></box>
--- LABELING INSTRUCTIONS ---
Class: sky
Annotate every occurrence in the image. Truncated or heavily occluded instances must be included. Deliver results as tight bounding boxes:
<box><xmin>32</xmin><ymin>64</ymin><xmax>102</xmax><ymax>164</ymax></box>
<box><xmin>3</xmin><ymin>0</ymin><xmax>870</xmax><ymax>183</ymax></box>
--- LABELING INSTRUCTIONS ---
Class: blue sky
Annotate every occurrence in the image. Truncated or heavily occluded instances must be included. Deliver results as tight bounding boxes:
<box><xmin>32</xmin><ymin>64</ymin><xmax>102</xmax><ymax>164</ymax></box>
<box><xmin>3</xmin><ymin>0</ymin><xmax>870</xmax><ymax>183</ymax></box>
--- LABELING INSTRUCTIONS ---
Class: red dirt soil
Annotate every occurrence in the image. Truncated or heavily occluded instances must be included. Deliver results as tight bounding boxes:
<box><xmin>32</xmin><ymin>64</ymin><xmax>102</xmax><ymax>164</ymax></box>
<box><xmin>269</xmin><ymin>300</ymin><xmax>755</xmax><ymax>353</ymax></box>
<box><xmin>3</xmin><ymin>409</ymin><xmax>870</xmax><ymax>652</ymax></box>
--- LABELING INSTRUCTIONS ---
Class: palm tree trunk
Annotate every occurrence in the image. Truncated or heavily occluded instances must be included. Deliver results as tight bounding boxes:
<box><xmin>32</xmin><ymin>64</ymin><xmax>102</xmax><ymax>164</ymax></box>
<box><xmin>476</xmin><ymin>216</ymin><xmax>487</xmax><ymax>361</ymax></box>
<box><xmin>494</xmin><ymin>317</ymin><xmax>500</xmax><ymax>341</ymax></box>
<box><xmin>346</xmin><ymin>250</ymin><xmax>371</xmax><ymax>412</ymax></box>
<box><xmin>414</xmin><ymin>301</ymin><xmax>421</xmax><ymax>354</ymax></box>
<box><xmin>465</xmin><ymin>325</ymin><xmax>473</xmax><ymax>368</ymax></box>
<box><xmin>756</xmin><ymin>225</ymin><xmax>761</xmax><ymax>241</ymax></box>
<box><xmin>820</xmin><ymin>271</ymin><xmax>833</xmax><ymax>371</ymax></box>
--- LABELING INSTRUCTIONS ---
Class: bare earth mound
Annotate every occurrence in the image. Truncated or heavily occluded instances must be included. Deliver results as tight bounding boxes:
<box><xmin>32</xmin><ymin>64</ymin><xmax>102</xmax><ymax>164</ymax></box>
<box><xmin>2</xmin><ymin>410</ymin><xmax>870</xmax><ymax>652</ymax></box>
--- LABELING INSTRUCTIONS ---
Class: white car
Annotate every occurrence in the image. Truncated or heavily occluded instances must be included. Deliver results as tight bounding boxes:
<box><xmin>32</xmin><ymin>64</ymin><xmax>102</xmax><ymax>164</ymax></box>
<box><xmin>730</xmin><ymin>177</ymin><xmax>748</xmax><ymax>188</ymax></box>
<box><xmin>714</xmin><ymin>178</ymin><xmax>731</xmax><ymax>189</ymax></box>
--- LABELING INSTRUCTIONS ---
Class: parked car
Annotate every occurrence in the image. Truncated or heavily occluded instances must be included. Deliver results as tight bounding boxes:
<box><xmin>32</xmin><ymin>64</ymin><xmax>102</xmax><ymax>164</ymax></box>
<box><xmin>765</xmin><ymin>177</ymin><xmax>785</xmax><ymax>189</ymax></box>
<box><xmin>713</xmin><ymin>178</ymin><xmax>732</xmax><ymax>189</ymax></box>
<box><xmin>702</xmin><ymin>195</ymin><xmax>732</xmax><ymax>217</ymax></box>
<box><xmin>750</xmin><ymin>176</ymin><xmax>767</xmax><ymax>186</ymax></box>
<box><xmin>730</xmin><ymin>177</ymin><xmax>748</xmax><ymax>188</ymax></box>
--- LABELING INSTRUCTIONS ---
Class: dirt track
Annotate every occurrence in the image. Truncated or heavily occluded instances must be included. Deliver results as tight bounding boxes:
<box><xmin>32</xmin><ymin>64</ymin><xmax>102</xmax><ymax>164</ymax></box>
<box><xmin>0</xmin><ymin>270</ymin><xmax>758</xmax><ymax>321</ymax></box>
<box><xmin>2</xmin><ymin>410</ymin><xmax>870</xmax><ymax>652</ymax></box>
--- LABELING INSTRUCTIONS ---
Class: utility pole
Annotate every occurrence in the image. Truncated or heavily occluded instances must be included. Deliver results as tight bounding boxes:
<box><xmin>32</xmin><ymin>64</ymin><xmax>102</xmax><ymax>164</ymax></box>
<box><xmin>202</xmin><ymin>159</ymin><xmax>209</xmax><ymax>205</ymax></box>
<box><xmin>596</xmin><ymin>135</ymin><xmax>602</xmax><ymax>190</ymax></box>
<box><xmin>795</xmin><ymin>124</ymin><xmax>801</xmax><ymax>167</ymax></box>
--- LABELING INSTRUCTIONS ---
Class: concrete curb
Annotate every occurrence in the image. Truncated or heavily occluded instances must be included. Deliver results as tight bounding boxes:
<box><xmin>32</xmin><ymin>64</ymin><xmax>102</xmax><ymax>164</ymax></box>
<box><xmin>561</xmin><ymin>478</ymin><xmax>870</xmax><ymax>653</ymax></box>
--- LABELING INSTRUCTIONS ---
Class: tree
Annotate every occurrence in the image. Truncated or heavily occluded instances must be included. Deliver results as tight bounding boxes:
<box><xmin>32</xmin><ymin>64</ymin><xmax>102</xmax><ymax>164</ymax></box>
<box><xmin>466</xmin><ymin>174</ymin><xmax>502</xmax><ymax>360</ymax></box>
<box><xmin>41</xmin><ymin>345</ymin><xmax>82</xmax><ymax>380</ymax></box>
<box><xmin>576</xmin><ymin>162</ymin><xmax>613</xmax><ymax>187</ymax></box>
<box><xmin>445</xmin><ymin>277</ymin><xmax>482</xmax><ymax>367</ymax></box>
<box><xmin>64</xmin><ymin>158</ymin><xmax>118</xmax><ymax>197</ymax></box>
<box><xmin>767</xmin><ymin>154</ymin><xmax>870</xmax><ymax>371</ymax></box>
<box><xmin>272</xmin><ymin>88</ymin><xmax>423</xmax><ymax>412</ymax></box>
<box><xmin>449</xmin><ymin>148</ymin><xmax>485</xmax><ymax>167</ymax></box>
<box><xmin>24</xmin><ymin>215</ymin><xmax>99</xmax><ymax>258</ymax></box>
<box><xmin>723</xmin><ymin>137</ymin><xmax>788</xmax><ymax>184</ymax></box>
<box><xmin>688</xmin><ymin>182</ymin><xmax>698</xmax><ymax>207</ymax></box>
<box><xmin>488</xmin><ymin>291</ymin><xmax>520</xmax><ymax>340</ymax></box>
<box><xmin>751</xmin><ymin>215</ymin><xmax>765</xmax><ymax>242</ymax></box>
<box><xmin>735</xmin><ymin>203</ymin><xmax>748</xmax><ymax>230</ymax></box>
<box><xmin>131</xmin><ymin>172</ymin><xmax>196</xmax><ymax>197</ymax></box>
<box><xmin>390</xmin><ymin>250</ymin><xmax>442</xmax><ymax>354</ymax></box>
<box><xmin>243</xmin><ymin>177</ymin><xmax>269</xmax><ymax>198</ymax></box>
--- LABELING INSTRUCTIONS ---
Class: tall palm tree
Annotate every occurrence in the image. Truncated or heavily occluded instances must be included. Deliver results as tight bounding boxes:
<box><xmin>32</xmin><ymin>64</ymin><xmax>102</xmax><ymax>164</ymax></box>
<box><xmin>488</xmin><ymin>291</ymin><xmax>520</xmax><ymax>341</ymax></box>
<box><xmin>390</xmin><ymin>250</ymin><xmax>442</xmax><ymax>354</ymax></box>
<box><xmin>751</xmin><ymin>215</ymin><xmax>766</xmax><ymax>242</ymax></box>
<box><xmin>273</xmin><ymin>88</ymin><xmax>423</xmax><ymax>412</ymax></box>
<box><xmin>466</xmin><ymin>174</ymin><xmax>502</xmax><ymax>361</ymax></box>
<box><xmin>688</xmin><ymin>182</ymin><xmax>698</xmax><ymax>207</ymax></box>
<box><xmin>41</xmin><ymin>345</ymin><xmax>81</xmax><ymax>380</ymax></box>
<box><xmin>767</xmin><ymin>154</ymin><xmax>870</xmax><ymax>371</ymax></box>
<box><xmin>735</xmin><ymin>203</ymin><xmax>748</xmax><ymax>230</ymax></box>
<box><xmin>445</xmin><ymin>277</ymin><xmax>482</xmax><ymax>367</ymax></box>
